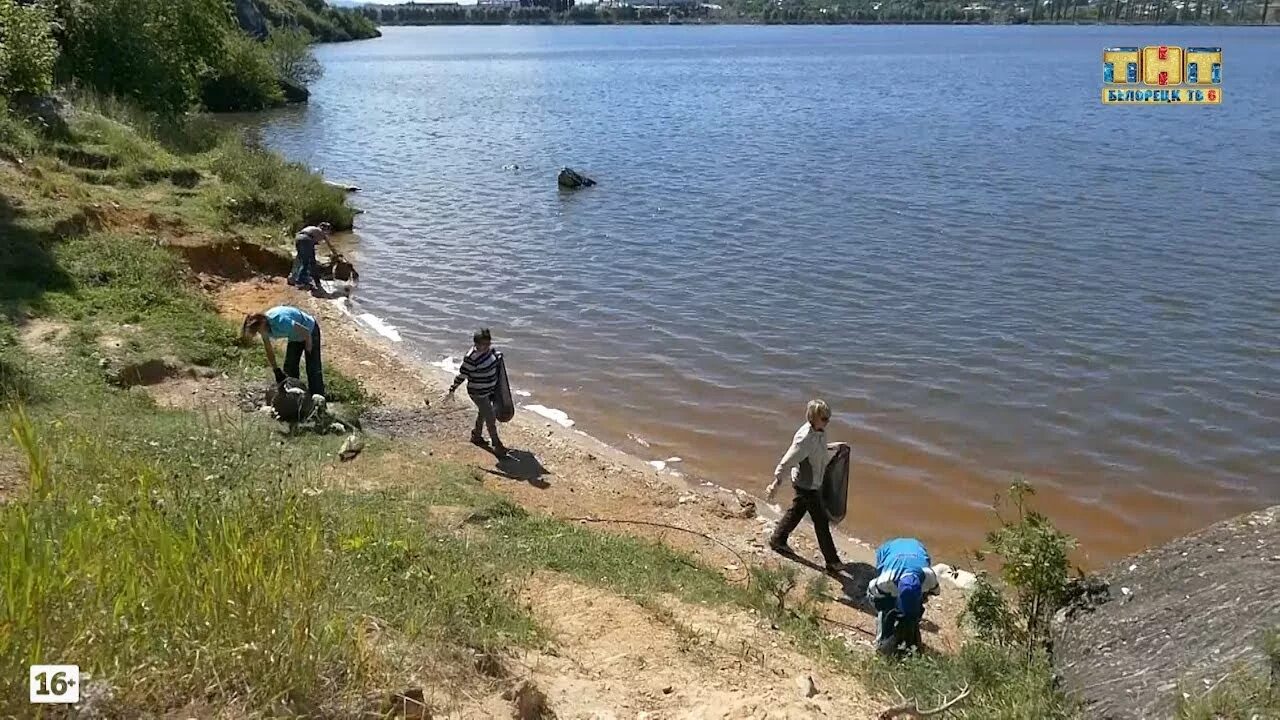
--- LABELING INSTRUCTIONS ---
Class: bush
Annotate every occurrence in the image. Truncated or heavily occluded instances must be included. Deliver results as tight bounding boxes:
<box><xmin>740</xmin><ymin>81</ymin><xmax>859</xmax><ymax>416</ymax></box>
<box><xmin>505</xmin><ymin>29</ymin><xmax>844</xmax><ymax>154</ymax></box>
<box><xmin>266</xmin><ymin>28</ymin><xmax>323</xmax><ymax>88</ymax></box>
<box><xmin>0</xmin><ymin>0</ymin><xmax>58</xmax><ymax>97</ymax></box>
<box><xmin>201</xmin><ymin>33</ymin><xmax>284</xmax><ymax>112</ymax></box>
<box><xmin>965</xmin><ymin>480</ymin><xmax>1077</xmax><ymax>654</ymax></box>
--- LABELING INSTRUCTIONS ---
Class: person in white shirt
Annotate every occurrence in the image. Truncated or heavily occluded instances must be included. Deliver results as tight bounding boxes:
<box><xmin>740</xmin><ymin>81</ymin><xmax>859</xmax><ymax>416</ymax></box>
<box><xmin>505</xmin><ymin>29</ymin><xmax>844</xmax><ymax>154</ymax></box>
<box><xmin>765</xmin><ymin>399</ymin><xmax>848</xmax><ymax>574</ymax></box>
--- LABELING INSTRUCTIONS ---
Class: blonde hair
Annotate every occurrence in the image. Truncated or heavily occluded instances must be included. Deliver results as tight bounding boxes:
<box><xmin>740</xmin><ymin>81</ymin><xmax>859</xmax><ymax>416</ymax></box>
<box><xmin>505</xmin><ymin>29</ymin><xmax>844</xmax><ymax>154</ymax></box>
<box><xmin>806</xmin><ymin>399</ymin><xmax>831</xmax><ymax>425</ymax></box>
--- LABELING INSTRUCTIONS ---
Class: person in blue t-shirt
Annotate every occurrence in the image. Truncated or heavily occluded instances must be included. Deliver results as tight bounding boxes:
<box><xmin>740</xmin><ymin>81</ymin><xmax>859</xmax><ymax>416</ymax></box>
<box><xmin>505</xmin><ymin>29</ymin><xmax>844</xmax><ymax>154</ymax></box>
<box><xmin>241</xmin><ymin>305</ymin><xmax>325</xmax><ymax>398</ymax></box>
<box><xmin>865</xmin><ymin>537</ymin><xmax>940</xmax><ymax>656</ymax></box>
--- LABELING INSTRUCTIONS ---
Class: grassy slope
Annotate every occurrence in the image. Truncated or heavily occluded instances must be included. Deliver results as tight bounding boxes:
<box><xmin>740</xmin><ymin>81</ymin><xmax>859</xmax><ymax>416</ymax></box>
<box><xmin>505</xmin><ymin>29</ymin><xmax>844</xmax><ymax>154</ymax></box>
<box><xmin>0</xmin><ymin>102</ymin><xmax>1093</xmax><ymax>717</ymax></box>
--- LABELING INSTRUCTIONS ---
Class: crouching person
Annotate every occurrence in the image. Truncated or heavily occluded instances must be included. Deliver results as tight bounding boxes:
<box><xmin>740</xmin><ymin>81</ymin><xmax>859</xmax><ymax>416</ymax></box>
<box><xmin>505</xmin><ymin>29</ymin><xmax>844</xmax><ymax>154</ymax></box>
<box><xmin>866</xmin><ymin>537</ymin><xmax>939</xmax><ymax>656</ymax></box>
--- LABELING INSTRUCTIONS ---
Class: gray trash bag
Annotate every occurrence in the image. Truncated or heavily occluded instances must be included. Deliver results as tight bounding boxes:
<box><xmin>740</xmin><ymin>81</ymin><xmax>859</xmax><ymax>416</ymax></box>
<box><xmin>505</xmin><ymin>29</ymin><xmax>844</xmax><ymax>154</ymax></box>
<box><xmin>268</xmin><ymin>378</ymin><xmax>315</xmax><ymax>423</ymax></box>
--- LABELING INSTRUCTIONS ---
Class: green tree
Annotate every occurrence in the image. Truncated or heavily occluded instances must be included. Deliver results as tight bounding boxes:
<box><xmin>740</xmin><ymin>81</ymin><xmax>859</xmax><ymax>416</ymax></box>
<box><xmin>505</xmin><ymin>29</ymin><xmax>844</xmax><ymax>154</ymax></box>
<box><xmin>58</xmin><ymin>0</ymin><xmax>234</xmax><ymax>116</ymax></box>
<box><xmin>202</xmin><ymin>32</ymin><xmax>283</xmax><ymax>112</ymax></box>
<box><xmin>0</xmin><ymin>0</ymin><xmax>59</xmax><ymax>97</ymax></box>
<box><xmin>266</xmin><ymin>28</ymin><xmax>322</xmax><ymax>87</ymax></box>
<box><xmin>965</xmin><ymin>480</ymin><xmax>1078</xmax><ymax>657</ymax></box>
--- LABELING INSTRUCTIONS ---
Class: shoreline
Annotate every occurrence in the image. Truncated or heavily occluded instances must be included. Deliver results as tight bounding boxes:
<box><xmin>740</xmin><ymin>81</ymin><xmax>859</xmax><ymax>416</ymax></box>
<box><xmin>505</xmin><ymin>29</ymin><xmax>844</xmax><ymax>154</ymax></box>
<box><xmin>309</xmin><ymin>268</ymin><xmax>1265</xmax><ymax>572</ymax></box>
<box><xmin>210</xmin><ymin>271</ymin><xmax>975</xmax><ymax>641</ymax></box>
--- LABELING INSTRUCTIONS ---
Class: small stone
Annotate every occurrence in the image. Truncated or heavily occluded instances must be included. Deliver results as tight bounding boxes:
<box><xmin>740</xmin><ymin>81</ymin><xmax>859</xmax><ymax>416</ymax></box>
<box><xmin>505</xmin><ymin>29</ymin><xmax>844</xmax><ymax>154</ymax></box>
<box><xmin>1128</xmin><ymin>564</ymin><xmax>1138</xmax><ymax>572</ymax></box>
<box><xmin>1121</xmin><ymin>587</ymin><xmax>1132</xmax><ymax>596</ymax></box>
<box><xmin>662</xmin><ymin>685</ymin><xmax>673</xmax><ymax>695</ymax></box>
<box><xmin>678</xmin><ymin>494</ymin><xmax>697</xmax><ymax>504</ymax></box>
<box><xmin>796</xmin><ymin>674</ymin><xmax>818</xmax><ymax>698</ymax></box>
<box><xmin>1217</xmin><ymin>548</ymin><xmax>1226</xmax><ymax>553</ymax></box>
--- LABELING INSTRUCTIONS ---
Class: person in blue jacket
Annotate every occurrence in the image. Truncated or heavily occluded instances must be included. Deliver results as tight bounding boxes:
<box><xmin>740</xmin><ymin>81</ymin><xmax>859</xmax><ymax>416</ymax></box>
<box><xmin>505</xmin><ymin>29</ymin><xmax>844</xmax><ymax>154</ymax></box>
<box><xmin>242</xmin><ymin>305</ymin><xmax>325</xmax><ymax>398</ymax></box>
<box><xmin>866</xmin><ymin>537</ymin><xmax>940</xmax><ymax>656</ymax></box>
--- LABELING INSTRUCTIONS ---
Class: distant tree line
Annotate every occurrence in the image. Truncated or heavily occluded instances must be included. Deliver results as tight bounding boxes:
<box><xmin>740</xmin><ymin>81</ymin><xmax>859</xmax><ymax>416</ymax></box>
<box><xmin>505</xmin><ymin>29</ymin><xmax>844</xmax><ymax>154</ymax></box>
<box><xmin>257</xmin><ymin>0</ymin><xmax>381</xmax><ymax>41</ymax></box>
<box><xmin>361</xmin><ymin>0</ymin><xmax>1274</xmax><ymax>24</ymax></box>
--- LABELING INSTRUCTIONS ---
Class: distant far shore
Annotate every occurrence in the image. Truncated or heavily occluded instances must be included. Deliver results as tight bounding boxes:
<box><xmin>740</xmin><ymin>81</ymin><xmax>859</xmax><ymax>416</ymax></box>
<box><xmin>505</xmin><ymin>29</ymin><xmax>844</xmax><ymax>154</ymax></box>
<box><xmin>352</xmin><ymin>0</ymin><xmax>1275</xmax><ymax>28</ymax></box>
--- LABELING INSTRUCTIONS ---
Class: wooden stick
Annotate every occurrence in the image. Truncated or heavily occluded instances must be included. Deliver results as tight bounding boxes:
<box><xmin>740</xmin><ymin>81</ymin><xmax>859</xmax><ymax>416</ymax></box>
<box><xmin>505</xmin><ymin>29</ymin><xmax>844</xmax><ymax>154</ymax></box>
<box><xmin>878</xmin><ymin>684</ymin><xmax>971</xmax><ymax>719</ymax></box>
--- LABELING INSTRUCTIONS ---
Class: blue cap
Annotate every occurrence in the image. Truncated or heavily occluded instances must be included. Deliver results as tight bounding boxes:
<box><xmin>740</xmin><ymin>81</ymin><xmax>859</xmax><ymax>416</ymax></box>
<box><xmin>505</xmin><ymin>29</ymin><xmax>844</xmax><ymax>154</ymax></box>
<box><xmin>896</xmin><ymin>573</ymin><xmax>923</xmax><ymax>620</ymax></box>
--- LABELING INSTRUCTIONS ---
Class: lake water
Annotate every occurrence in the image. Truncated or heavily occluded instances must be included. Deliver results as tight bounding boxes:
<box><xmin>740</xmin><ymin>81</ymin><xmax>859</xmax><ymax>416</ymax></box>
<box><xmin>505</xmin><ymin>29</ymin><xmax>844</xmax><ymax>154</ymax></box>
<box><xmin>247</xmin><ymin>25</ymin><xmax>1280</xmax><ymax>565</ymax></box>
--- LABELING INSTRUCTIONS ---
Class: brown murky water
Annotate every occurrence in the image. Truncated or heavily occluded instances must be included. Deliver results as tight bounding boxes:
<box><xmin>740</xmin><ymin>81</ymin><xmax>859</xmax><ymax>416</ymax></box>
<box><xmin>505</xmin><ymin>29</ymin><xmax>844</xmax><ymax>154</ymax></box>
<box><xmin>248</xmin><ymin>25</ymin><xmax>1280</xmax><ymax>566</ymax></box>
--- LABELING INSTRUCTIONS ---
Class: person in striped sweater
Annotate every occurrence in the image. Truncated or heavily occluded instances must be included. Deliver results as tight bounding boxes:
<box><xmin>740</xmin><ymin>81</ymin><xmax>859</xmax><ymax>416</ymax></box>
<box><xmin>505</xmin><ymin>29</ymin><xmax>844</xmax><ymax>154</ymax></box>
<box><xmin>444</xmin><ymin>328</ymin><xmax>507</xmax><ymax>457</ymax></box>
<box><xmin>866</xmin><ymin>537</ymin><xmax>940</xmax><ymax>656</ymax></box>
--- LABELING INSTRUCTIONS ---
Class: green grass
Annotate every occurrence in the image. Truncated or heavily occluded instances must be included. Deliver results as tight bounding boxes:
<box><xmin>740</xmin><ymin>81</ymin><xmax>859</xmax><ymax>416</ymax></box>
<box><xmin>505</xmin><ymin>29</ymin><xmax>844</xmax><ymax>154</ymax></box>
<box><xmin>209</xmin><ymin>137</ymin><xmax>355</xmax><ymax>233</ymax></box>
<box><xmin>0</xmin><ymin>399</ymin><xmax>540</xmax><ymax>717</ymax></box>
<box><xmin>1177</xmin><ymin>629</ymin><xmax>1279</xmax><ymax>719</ymax></box>
<box><xmin>863</xmin><ymin>642</ymin><xmax>1076</xmax><ymax>719</ymax></box>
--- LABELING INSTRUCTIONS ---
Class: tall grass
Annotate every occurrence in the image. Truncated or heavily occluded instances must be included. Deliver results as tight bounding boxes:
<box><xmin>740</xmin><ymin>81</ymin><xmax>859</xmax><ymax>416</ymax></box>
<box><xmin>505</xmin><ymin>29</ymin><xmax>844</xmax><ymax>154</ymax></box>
<box><xmin>0</xmin><ymin>105</ymin><xmax>40</xmax><ymax>161</ymax></box>
<box><xmin>864</xmin><ymin>641</ymin><xmax>1075</xmax><ymax>719</ymax></box>
<box><xmin>211</xmin><ymin>137</ymin><xmax>355</xmax><ymax>233</ymax></box>
<box><xmin>0</xmin><ymin>404</ymin><xmax>539</xmax><ymax>716</ymax></box>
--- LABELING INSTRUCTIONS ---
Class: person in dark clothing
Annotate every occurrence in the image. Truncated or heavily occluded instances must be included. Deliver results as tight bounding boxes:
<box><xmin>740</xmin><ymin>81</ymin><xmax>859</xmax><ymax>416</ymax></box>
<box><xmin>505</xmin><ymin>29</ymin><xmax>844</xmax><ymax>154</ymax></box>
<box><xmin>241</xmin><ymin>305</ymin><xmax>325</xmax><ymax>398</ymax></box>
<box><xmin>288</xmin><ymin>222</ymin><xmax>335</xmax><ymax>290</ymax></box>
<box><xmin>765</xmin><ymin>399</ymin><xmax>848</xmax><ymax>574</ymax></box>
<box><xmin>443</xmin><ymin>328</ymin><xmax>507</xmax><ymax>457</ymax></box>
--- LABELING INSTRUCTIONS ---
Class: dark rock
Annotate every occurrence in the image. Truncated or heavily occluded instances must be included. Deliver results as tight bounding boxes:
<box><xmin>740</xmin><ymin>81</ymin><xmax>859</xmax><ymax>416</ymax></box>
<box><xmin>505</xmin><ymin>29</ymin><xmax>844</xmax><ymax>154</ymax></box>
<box><xmin>11</xmin><ymin>94</ymin><xmax>70</xmax><ymax>138</ymax></box>
<box><xmin>279</xmin><ymin>78</ymin><xmax>310</xmax><ymax>105</ymax></box>
<box><xmin>557</xmin><ymin>167</ymin><xmax>596</xmax><ymax>190</ymax></box>
<box><xmin>1054</xmin><ymin>505</ymin><xmax>1280</xmax><ymax>719</ymax></box>
<box><xmin>233</xmin><ymin>0</ymin><xmax>269</xmax><ymax>39</ymax></box>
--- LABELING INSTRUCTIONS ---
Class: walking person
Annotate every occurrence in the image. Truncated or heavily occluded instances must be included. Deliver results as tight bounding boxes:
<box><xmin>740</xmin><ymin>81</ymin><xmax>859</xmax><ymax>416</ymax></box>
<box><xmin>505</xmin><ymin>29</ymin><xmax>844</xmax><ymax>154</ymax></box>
<box><xmin>288</xmin><ymin>222</ymin><xmax>336</xmax><ymax>290</ymax></box>
<box><xmin>242</xmin><ymin>305</ymin><xmax>325</xmax><ymax>399</ymax></box>
<box><xmin>765</xmin><ymin>399</ymin><xmax>848</xmax><ymax>574</ymax></box>
<box><xmin>443</xmin><ymin>328</ymin><xmax>507</xmax><ymax>457</ymax></box>
<box><xmin>866</xmin><ymin>537</ymin><xmax>940</xmax><ymax>656</ymax></box>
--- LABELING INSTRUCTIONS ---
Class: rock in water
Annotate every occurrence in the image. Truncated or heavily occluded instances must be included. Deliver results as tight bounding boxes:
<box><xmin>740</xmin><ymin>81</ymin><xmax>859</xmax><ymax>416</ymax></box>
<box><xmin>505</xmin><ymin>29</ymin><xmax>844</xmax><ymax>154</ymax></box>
<box><xmin>557</xmin><ymin>167</ymin><xmax>596</xmax><ymax>190</ymax></box>
<box><xmin>279</xmin><ymin>78</ymin><xmax>310</xmax><ymax>104</ymax></box>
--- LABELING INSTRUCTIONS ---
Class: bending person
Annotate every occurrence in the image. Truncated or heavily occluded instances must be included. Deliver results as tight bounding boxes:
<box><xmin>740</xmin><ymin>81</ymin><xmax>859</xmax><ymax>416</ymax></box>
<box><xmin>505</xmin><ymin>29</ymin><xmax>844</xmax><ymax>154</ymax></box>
<box><xmin>866</xmin><ymin>537</ymin><xmax>940</xmax><ymax>656</ymax></box>
<box><xmin>766</xmin><ymin>399</ymin><xmax>848</xmax><ymax>574</ymax></box>
<box><xmin>242</xmin><ymin>305</ymin><xmax>325</xmax><ymax>398</ymax></box>
<box><xmin>289</xmin><ymin>222</ymin><xmax>335</xmax><ymax>290</ymax></box>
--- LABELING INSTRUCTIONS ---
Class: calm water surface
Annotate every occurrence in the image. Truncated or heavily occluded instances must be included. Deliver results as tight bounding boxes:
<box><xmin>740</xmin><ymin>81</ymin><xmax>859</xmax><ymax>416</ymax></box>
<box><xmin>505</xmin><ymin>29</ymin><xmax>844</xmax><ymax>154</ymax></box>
<box><xmin>248</xmin><ymin>25</ymin><xmax>1280</xmax><ymax>565</ymax></box>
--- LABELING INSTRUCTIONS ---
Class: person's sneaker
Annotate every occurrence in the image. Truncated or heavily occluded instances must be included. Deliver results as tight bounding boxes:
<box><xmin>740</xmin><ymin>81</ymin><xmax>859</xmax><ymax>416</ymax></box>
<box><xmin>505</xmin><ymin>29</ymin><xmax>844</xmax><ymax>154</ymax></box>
<box><xmin>493</xmin><ymin>445</ymin><xmax>509</xmax><ymax>458</ymax></box>
<box><xmin>470</xmin><ymin>434</ymin><xmax>487</xmax><ymax>447</ymax></box>
<box><xmin>824</xmin><ymin>561</ymin><xmax>848</xmax><ymax>575</ymax></box>
<box><xmin>769</xmin><ymin>542</ymin><xmax>795</xmax><ymax>557</ymax></box>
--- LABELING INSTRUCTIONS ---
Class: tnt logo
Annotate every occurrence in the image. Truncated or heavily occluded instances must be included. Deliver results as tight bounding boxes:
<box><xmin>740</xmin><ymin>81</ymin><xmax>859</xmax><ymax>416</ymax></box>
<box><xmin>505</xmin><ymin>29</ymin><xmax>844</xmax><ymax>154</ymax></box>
<box><xmin>1185</xmin><ymin>47</ymin><xmax>1223</xmax><ymax>85</ymax></box>
<box><xmin>1102</xmin><ymin>47</ymin><xmax>1141</xmax><ymax>84</ymax></box>
<box><xmin>1142</xmin><ymin>45</ymin><xmax>1183</xmax><ymax>86</ymax></box>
